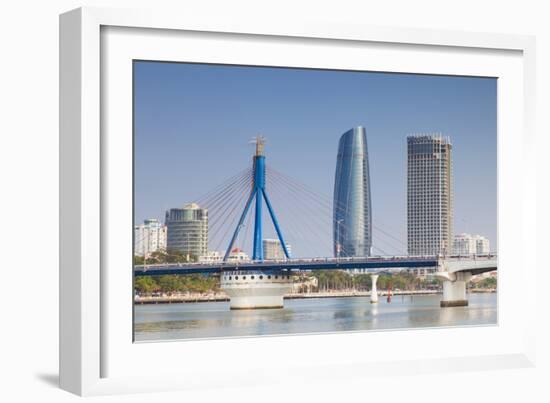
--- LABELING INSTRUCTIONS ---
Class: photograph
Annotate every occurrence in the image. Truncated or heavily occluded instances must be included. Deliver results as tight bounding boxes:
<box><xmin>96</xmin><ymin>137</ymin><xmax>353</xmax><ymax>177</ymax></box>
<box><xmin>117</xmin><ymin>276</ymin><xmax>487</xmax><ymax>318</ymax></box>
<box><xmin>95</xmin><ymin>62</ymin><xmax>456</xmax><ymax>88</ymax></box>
<box><xmin>1</xmin><ymin>0</ymin><xmax>545</xmax><ymax>399</ymax></box>
<box><xmin>132</xmin><ymin>61</ymin><xmax>498</xmax><ymax>342</ymax></box>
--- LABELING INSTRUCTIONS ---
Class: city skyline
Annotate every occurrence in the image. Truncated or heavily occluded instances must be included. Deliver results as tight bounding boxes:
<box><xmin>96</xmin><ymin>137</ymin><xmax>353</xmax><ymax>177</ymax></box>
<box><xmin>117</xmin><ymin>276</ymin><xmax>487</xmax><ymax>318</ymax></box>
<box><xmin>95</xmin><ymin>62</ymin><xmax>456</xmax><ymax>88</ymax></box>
<box><xmin>134</xmin><ymin>61</ymin><xmax>497</xmax><ymax>257</ymax></box>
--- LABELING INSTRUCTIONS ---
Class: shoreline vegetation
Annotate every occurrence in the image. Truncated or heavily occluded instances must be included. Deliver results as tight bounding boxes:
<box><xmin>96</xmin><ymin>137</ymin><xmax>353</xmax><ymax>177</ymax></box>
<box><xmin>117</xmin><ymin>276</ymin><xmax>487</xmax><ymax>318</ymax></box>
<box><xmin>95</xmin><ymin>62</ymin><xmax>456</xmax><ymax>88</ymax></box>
<box><xmin>134</xmin><ymin>288</ymin><xmax>496</xmax><ymax>305</ymax></box>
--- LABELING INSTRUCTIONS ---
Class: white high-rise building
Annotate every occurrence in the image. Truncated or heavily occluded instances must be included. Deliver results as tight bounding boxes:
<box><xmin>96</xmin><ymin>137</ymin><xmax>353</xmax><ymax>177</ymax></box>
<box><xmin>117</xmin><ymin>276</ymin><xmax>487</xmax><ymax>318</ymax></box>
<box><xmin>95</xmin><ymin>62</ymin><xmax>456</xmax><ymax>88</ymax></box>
<box><xmin>474</xmin><ymin>235</ymin><xmax>490</xmax><ymax>254</ymax></box>
<box><xmin>452</xmin><ymin>233</ymin><xmax>490</xmax><ymax>255</ymax></box>
<box><xmin>134</xmin><ymin>218</ymin><xmax>167</xmax><ymax>257</ymax></box>
<box><xmin>263</xmin><ymin>239</ymin><xmax>291</xmax><ymax>260</ymax></box>
<box><xmin>165</xmin><ymin>203</ymin><xmax>208</xmax><ymax>258</ymax></box>
<box><xmin>407</xmin><ymin>135</ymin><xmax>453</xmax><ymax>256</ymax></box>
<box><xmin>452</xmin><ymin>233</ymin><xmax>476</xmax><ymax>255</ymax></box>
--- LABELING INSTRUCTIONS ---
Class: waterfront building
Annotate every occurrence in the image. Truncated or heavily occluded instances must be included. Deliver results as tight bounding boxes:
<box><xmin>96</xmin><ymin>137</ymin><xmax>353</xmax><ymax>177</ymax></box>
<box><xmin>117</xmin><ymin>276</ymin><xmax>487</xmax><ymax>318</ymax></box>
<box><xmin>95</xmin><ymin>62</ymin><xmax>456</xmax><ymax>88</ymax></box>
<box><xmin>407</xmin><ymin>134</ymin><xmax>453</xmax><ymax>256</ymax></box>
<box><xmin>263</xmin><ymin>238</ymin><xmax>292</xmax><ymax>260</ymax></box>
<box><xmin>333</xmin><ymin>126</ymin><xmax>373</xmax><ymax>258</ymax></box>
<box><xmin>226</xmin><ymin>248</ymin><xmax>250</xmax><ymax>262</ymax></box>
<box><xmin>199</xmin><ymin>249</ymin><xmax>250</xmax><ymax>263</ymax></box>
<box><xmin>475</xmin><ymin>235</ymin><xmax>490</xmax><ymax>254</ymax></box>
<box><xmin>134</xmin><ymin>218</ymin><xmax>167</xmax><ymax>257</ymax></box>
<box><xmin>452</xmin><ymin>233</ymin><xmax>476</xmax><ymax>255</ymax></box>
<box><xmin>165</xmin><ymin>203</ymin><xmax>208</xmax><ymax>258</ymax></box>
<box><xmin>198</xmin><ymin>250</ymin><xmax>223</xmax><ymax>264</ymax></box>
<box><xmin>452</xmin><ymin>233</ymin><xmax>490</xmax><ymax>255</ymax></box>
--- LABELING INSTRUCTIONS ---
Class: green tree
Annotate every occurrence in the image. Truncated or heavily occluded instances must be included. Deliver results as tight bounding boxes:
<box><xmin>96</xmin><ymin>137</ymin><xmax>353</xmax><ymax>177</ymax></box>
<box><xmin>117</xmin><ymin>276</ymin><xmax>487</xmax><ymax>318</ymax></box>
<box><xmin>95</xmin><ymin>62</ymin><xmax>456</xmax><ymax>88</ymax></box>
<box><xmin>146</xmin><ymin>249</ymin><xmax>197</xmax><ymax>264</ymax></box>
<box><xmin>157</xmin><ymin>275</ymin><xmax>182</xmax><ymax>294</ymax></box>
<box><xmin>474</xmin><ymin>277</ymin><xmax>497</xmax><ymax>289</ymax></box>
<box><xmin>134</xmin><ymin>276</ymin><xmax>159</xmax><ymax>294</ymax></box>
<box><xmin>149</xmin><ymin>274</ymin><xmax>221</xmax><ymax>294</ymax></box>
<box><xmin>313</xmin><ymin>270</ymin><xmax>355</xmax><ymax>291</ymax></box>
<box><xmin>352</xmin><ymin>274</ymin><xmax>372</xmax><ymax>290</ymax></box>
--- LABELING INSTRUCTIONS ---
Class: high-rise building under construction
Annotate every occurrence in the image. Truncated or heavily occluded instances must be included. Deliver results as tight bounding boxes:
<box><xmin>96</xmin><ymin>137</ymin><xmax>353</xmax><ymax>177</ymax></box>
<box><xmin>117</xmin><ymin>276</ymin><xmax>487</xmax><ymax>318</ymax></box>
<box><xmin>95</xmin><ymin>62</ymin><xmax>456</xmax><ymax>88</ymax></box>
<box><xmin>407</xmin><ymin>134</ymin><xmax>453</xmax><ymax>256</ymax></box>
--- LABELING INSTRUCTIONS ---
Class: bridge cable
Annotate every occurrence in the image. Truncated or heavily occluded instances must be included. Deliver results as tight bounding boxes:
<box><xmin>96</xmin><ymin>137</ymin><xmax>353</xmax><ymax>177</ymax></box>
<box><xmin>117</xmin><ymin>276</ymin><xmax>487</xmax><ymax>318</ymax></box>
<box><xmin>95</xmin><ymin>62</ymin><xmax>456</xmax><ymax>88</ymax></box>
<box><xmin>267</xmin><ymin>166</ymin><xmax>407</xmax><ymax>255</ymax></box>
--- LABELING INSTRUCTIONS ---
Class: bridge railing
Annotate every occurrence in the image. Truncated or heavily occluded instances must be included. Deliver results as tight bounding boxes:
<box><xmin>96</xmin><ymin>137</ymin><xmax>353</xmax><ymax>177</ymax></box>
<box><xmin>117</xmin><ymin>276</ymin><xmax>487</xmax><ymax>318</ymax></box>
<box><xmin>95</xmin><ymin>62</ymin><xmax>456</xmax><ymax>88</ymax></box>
<box><xmin>134</xmin><ymin>253</ymin><xmax>498</xmax><ymax>272</ymax></box>
<box><xmin>134</xmin><ymin>254</ymin><xmax>452</xmax><ymax>270</ymax></box>
<box><xmin>444</xmin><ymin>253</ymin><xmax>497</xmax><ymax>261</ymax></box>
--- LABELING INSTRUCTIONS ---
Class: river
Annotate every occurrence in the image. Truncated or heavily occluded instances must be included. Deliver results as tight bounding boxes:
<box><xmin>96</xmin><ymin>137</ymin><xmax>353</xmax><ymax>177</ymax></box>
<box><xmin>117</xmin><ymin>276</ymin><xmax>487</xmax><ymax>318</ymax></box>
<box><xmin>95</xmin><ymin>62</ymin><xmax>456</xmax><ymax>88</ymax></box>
<box><xmin>134</xmin><ymin>293</ymin><xmax>497</xmax><ymax>342</ymax></box>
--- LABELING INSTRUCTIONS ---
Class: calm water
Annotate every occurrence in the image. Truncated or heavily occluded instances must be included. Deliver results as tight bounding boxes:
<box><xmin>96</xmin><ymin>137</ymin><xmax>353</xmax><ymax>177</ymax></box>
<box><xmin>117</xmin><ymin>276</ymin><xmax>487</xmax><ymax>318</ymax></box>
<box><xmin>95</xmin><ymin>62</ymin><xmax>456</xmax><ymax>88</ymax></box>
<box><xmin>134</xmin><ymin>293</ymin><xmax>497</xmax><ymax>342</ymax></box>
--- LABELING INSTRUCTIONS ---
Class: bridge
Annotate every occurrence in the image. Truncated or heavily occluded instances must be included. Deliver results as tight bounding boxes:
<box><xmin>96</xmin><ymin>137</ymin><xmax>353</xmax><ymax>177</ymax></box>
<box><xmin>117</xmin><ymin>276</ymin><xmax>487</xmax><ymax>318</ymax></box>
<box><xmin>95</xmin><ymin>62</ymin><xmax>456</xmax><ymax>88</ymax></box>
<box><xmin>135</xmin><ymin>137</ymin><xmax>497</xmax><ymax>309</ymax></box>
<box><xmin>134</xmin><ymin>255</ymin><xmax>439</xmax><ymax>276</ymax></box>
<box><xmin>135</xmin><ymin>254</ymin><xmax>497</xmax><ymax>308</ymax></box>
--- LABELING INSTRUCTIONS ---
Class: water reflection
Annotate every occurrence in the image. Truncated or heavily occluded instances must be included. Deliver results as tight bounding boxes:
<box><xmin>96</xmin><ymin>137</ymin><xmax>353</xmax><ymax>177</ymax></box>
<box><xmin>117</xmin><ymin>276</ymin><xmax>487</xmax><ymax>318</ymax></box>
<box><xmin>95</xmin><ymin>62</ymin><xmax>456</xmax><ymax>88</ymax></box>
<box><xmin>134</xmin><ymin>293</ymin><xmax>497</xmax><ymax>341</ymax></box>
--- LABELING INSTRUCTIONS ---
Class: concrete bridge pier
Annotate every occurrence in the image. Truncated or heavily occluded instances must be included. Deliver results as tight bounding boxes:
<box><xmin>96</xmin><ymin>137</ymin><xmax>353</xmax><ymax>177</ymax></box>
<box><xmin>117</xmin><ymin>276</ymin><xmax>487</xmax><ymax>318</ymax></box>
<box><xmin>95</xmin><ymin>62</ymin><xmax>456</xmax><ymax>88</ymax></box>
<box><xmin>433</xmin><ymin>256</ymin><xmax>497</xmax><ymax>307</ymax></box>
<box><xmin>437</xmin><ymin>271</ymin><xmax>472</xmax><ymax>307</ymax></box>
<box><xmin>370</xmin><ymin>274</ymin><xmax>379</xmax><ymax>304</ymax></box>
<box><xmin>221</xmin><ymin>271</ymin><xmax>293</xmax><ymax>309</ymax></box>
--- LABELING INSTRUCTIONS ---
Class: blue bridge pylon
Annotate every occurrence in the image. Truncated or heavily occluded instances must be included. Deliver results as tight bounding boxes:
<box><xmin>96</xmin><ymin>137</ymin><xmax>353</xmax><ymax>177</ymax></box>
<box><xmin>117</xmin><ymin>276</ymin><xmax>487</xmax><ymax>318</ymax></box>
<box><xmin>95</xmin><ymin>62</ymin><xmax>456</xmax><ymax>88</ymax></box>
<box><xmin>223</xmin><ymin>137</ymin><xmax>290</xmax><ymax>261</ymax></box>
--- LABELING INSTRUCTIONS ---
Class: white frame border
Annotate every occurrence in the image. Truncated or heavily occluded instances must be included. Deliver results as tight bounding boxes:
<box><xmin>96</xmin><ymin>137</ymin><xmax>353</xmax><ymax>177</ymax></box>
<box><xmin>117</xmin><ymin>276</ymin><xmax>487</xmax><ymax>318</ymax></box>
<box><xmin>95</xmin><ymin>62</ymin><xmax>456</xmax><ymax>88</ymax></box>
<box><xmin>59</xmin><ymin>6</ymin><xmax>537</xmax><ymax>396</ymax></box>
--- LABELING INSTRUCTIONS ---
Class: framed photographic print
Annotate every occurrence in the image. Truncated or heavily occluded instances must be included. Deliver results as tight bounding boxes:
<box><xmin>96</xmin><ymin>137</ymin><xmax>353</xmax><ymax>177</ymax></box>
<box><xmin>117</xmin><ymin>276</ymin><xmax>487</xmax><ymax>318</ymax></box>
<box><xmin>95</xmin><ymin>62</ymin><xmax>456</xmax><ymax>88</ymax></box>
<box><xmin>60</xmin><ymin>7</ymin><xmax>537</xmax><ymax>396</ymax></box>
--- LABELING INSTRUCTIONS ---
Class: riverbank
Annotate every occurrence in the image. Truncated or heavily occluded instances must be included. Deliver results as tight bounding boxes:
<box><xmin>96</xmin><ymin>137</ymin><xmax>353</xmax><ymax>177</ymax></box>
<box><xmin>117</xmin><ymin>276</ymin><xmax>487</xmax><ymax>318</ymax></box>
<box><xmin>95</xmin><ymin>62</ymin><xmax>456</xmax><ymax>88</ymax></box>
<box><xmin>134</xmin><ymin>289</ymin><xmax>496</xmax><ymax>304</ymax></box>
<box><xmin>285</xmin><ymin>290</ymin><xmax>439</xmax><ymax>299</ymax></box>
<box><xmin>135</xmin><ymin>294</ymin><xmax>229</xmax><ymax>304</ymax></box>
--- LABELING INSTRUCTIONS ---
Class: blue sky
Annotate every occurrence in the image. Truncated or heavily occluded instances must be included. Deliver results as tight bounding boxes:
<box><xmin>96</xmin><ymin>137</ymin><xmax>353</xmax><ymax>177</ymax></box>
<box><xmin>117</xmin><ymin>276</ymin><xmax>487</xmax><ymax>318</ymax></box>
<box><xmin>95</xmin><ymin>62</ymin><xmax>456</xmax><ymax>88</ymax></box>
<box><xmin>134</xmin><ymin>61</ymin><xmax>497</xmax><ymax>257</ymax></box>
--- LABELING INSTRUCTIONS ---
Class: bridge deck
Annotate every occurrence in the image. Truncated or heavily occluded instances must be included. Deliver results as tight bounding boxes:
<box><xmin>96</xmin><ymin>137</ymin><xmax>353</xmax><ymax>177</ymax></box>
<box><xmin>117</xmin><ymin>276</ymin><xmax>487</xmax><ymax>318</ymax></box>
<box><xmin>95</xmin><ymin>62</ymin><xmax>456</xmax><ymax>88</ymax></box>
<box><xmin>134</xmin><ymin>255</ymin><xmax>497</xmax><ymax>276</ymax></box>
<box><xmin>134</xmin><ymin>257</ymin><xmax>438</xmax><ymax>276</ymax></box>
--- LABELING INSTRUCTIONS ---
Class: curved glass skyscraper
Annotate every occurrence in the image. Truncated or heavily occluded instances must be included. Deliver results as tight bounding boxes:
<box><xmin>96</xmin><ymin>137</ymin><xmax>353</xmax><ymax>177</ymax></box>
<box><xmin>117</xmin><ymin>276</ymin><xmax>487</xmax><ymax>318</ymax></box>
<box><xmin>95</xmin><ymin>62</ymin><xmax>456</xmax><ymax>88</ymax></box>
<box><xmin>333</xmin><ymin>126</ymin><xmax>372</xmax><ymax>257</ymax></box>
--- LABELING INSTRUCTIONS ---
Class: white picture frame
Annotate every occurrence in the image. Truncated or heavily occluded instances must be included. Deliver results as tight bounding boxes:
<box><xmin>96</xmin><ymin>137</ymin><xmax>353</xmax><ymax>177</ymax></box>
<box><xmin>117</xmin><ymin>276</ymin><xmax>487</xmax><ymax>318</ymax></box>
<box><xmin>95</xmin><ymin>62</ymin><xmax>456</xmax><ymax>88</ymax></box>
<box><xmin>59</xmin><ymin>6</ymin><xmax>537</xmax><ymax>396</ymax></box>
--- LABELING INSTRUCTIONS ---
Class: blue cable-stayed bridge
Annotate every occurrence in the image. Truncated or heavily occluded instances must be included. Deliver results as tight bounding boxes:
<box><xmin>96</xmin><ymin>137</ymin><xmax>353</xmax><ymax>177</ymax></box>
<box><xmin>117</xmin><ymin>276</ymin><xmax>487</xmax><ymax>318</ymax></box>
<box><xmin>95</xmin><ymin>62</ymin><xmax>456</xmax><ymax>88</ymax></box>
<box><xmin>134</xmin><ymin>137</ymin><xmax>497</xmax><ymax>309</ymax></box>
